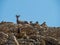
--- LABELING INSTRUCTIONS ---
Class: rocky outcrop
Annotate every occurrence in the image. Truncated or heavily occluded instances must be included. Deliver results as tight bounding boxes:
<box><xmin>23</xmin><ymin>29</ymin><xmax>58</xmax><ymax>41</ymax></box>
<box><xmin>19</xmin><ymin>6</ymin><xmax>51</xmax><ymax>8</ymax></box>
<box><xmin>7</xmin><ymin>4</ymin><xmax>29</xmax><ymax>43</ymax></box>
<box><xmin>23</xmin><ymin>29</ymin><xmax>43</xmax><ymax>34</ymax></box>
<box><xmin>5</xmin><ymin>33</ymin><xmax>19</xmax><ymax>45</ymax></box>
<box><xmin>0</xmin><ymin>32</ymin><xmax>8</xmax><ymax>45</ymax></box>
<box><xmin>0</xmin><ymin>20</ymin><xmax>60</xmax><ymax>45</ymax></box>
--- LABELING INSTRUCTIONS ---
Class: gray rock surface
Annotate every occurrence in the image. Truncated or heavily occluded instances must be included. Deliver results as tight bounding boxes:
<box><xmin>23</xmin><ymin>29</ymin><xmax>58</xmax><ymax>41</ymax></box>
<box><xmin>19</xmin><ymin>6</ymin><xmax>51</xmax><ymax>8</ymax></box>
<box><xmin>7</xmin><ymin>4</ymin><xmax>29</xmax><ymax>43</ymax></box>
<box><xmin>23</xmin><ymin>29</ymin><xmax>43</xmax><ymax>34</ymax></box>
<box><xmin>0</xmin><ymin>32</ymin><xmax>8</xmax><ymax>45</ymax></box>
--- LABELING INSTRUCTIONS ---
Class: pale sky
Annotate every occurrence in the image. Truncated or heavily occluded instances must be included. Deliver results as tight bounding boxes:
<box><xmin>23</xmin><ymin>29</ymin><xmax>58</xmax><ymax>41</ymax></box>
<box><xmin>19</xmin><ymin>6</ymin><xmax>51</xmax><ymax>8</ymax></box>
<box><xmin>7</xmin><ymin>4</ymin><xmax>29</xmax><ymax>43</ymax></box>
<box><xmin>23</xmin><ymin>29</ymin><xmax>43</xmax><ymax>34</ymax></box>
<box><xmin>0</xmin><ymin>0</ymin><xmax>60</xmax><ymax>27</ymax></box>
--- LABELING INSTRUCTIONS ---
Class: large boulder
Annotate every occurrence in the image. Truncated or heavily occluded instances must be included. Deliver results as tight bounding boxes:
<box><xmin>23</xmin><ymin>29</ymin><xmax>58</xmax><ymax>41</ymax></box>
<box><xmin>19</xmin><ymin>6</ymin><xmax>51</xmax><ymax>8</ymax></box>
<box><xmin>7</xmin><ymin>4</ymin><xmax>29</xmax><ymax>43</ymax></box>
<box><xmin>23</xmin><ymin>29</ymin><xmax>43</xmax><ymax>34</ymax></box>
<box><xmin>0</xmin><ymin>32</ymin><xmax>8</xmax><ymax>44</ymax></box>
<box><xmin>5</xmin><ymin>33</ymin><xmax>19</xmax><ymax>45</ymax></box>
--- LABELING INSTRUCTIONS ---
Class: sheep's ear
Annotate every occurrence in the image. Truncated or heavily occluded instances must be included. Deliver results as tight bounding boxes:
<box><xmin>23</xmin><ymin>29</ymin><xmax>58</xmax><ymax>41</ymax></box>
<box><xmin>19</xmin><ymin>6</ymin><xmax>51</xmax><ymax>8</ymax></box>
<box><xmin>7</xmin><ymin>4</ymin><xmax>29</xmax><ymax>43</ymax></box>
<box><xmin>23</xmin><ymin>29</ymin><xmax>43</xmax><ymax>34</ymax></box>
<box><xmin>36</xmin><ymin>21</ymin><xmax>39</xmax><ymax>24</ymax></box>
<box><xmin>16</xmin><ymin>15</ymin><xmax>20</xmax><ymax>17</ymax></box>
<box><xmin>30</xmin><ymin>21</ymin><xmax>33</xmax><ymax>24</ymax></box>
